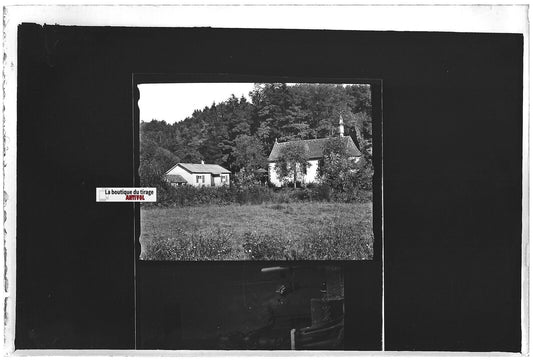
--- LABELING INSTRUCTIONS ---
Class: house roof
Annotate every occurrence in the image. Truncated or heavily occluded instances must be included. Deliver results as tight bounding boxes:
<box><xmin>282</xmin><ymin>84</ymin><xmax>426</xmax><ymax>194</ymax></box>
<box><xmin>268</xmin><ymin>136</ymin><xmax>361</xmax><ymax>162</ymax></box>
<box><xmin>167</xmin><ymin>163</ymin><xmax>231</xmax><ymax>175</ymax></box>
<box><xmin>164</xmin><ymin>174</ymin><xmax>188</xmax><ymax>183</ymax></box>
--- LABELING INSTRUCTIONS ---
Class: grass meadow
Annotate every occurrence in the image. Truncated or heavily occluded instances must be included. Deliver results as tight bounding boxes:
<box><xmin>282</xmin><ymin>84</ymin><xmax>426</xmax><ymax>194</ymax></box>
<box><xmin>140</xmin><ymin>202</ymin><xmax>373</xmax><ymax>261</ymax></box>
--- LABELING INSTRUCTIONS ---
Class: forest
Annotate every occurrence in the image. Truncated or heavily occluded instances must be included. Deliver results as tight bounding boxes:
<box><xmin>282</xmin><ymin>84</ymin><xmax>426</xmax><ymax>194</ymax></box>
<box><xmin>139</xmin><ymin>83</ymin><xmax>373</xmax><ymax>186</ymax></box>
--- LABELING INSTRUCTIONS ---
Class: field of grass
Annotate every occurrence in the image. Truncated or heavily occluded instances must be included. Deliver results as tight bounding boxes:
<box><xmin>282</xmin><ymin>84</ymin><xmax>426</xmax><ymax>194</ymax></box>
<box><xmin>140</xmin><ymin>202</ymin><xmax>373</xmax><ymax>261</ymax></box>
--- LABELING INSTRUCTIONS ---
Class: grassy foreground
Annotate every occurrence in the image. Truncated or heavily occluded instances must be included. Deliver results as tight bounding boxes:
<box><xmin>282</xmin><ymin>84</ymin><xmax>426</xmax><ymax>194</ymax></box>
<box><xmin>140</xmin><ymin>202</ymin><xmax>373</xmax><ymax>261</ymax></box>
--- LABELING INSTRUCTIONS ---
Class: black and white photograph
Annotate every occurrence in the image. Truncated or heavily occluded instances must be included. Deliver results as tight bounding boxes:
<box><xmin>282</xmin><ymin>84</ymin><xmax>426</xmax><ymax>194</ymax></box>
<box><xmin>138</xmin><ymin>82</ymin><xmax>376</xmax><ymax>261</ymax></box>
<box><xmin>5</xmin><ymin>3</ymin><xmax>526</xmax><ymax>356</ymax></box>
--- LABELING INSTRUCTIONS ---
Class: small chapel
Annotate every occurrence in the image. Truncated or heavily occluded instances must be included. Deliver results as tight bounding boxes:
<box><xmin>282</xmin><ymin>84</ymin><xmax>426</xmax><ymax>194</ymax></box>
<box><xmin>267</xmin><ymin>116</ymin><xmax>362</xmax><ymax>187</ymax></box>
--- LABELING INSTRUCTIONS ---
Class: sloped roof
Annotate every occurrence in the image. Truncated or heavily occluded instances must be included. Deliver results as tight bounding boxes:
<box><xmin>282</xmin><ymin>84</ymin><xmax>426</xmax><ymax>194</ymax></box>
<box><xmin>167</xmin><ymin>163</ymin><xmax>231</xmax><ymax>175</ymax></box>
<box><xmin>268</xmin><ymin>136</ymin><xmax>361</xmax><ymax>162</ymax></box>
<box><xmin>164</xmin><ymin>174</ymin><xmax>188</xmax><ymax>183</ymax></box>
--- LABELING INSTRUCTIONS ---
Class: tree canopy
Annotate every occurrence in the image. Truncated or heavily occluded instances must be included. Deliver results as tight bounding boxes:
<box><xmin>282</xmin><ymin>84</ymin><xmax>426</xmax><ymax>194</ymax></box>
<box><xmin>139</xmin><ymin>83</ymin><xmax>372</xmax><ymax>184</ymax></box>
<box><xmin>274</xmin><ymin>141</ymin><xmax>310</xmax><ymax>188</ymax></box>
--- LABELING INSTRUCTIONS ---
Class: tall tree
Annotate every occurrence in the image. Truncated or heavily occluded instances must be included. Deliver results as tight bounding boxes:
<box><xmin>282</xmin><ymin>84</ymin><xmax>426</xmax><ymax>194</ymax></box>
<box><xmin>274</xmin><ymin>142</ymin><xmax>310</xmax><ymax>188</ymax></box>
<box><xmin>139</xmin><ymin>137</ymin><xmax>179</xmax><ymax>186</ymax></box>
<box><xmin>318</xmin><ymin>137</ymin><xmax>359</xmax><ymax>194</ymax></box>
<box><xmin>232</xmin><ymin>135</ymin><xmax>268</xmax><ymax>172</ymax></box>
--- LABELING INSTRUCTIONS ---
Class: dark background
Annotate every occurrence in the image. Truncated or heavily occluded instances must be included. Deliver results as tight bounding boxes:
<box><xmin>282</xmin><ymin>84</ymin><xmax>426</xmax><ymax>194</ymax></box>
<box><xmin>16</xmin><ymin>25</ymin><xmax>522</xmax><ymax>351</ymax></box>
<box><xmin>133</xmin><ymin>75</ymin><xmax>383</xmax><ymax>350</ymax></box>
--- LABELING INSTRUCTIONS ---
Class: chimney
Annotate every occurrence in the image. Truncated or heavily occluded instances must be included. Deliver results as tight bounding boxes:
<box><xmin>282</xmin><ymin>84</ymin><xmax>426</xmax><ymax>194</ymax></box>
<box><xmin>339</xmin><ymin>114</ymin><xmax>345</xmax><ymax>137</ymax></box>
<box><xmin>201</xmin><ymin>160</ymin><xmax>205</xmax><ymax>165</ymax></box>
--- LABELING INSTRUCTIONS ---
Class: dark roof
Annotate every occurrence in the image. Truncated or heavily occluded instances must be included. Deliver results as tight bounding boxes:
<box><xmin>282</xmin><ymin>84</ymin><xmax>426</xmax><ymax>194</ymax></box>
<box><xmin>166</xmin><ymin>163</ymin><xmax>231</xmax><ymax>175</ymax></box>
<box><xmin>164</xmin><ymin>174</ymin><xmax>188</xmax><ymax>183</ymax></box>
<box><xmin>268</xmin><ymin>136</ymin><xmax>361</xmax><ymax>162</ymax></box>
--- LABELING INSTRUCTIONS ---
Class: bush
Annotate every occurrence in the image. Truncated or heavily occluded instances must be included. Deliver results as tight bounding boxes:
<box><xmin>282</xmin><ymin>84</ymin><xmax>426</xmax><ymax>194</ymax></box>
<box><xmin>292</xmin><ymin>189</ymin><xmax>309</xmax><ymax>202</ymax></box>
<box><xmin>270</xmin><ymin>189</ymin><xmax>292</xmax><ymax>204</ymax></box>
<box><xmin>144</xmin><ymin>178</ymin><xmax>371</xmax><ymax>209</ymax></box>
<box><xmin>314</xmin><ymin>183</ymin><xmax>332</xmax><ymax>201</ymax></box>
<box><xmin>285</xmin><ymin>180</ymin><xmax>303</xmax><ymax>189</ymax></box>
<box><xmin>150</xmin><ymin>184</ymin><xmax>235</xmax><ymax>207</ymax></box>
<box><xmin>235</xmin><ymin>185</ymin><xmax>275</xmax><ymax>205</ymax></box>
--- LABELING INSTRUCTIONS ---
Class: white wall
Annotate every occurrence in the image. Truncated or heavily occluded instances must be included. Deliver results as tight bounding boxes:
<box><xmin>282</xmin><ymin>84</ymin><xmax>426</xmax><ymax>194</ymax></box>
<box><xmin>270</xmin><ymin>158</ymin><xmax>365</xmax><ymax>187</ymax></box>
<box><xmin>304</xmin><ymin>160</ymin><xmax>320</xmax><ymax>184</ymax></box>
<box><xmin>167</xmin><ymin>165</ymin><xmax>195</xmax><ymax>184</ymax></box>
<box><xmin>269</xmin><ymin>162</ymin><xmax>283</xmax><ymax>187</ymax></box>
<box><xmin>190</xmin><ymin>173</ymin><xmax>211</xmax><ymax>187</ymax></box>
<box><xmin>220</xmin><ymin>174</ymin><xmax>230</xmax><ymax>186</ymax></box>
<box><xmin>212</xmin><ymin>174</ymin><xmax>231</xmax><ymax>187</ymax></box>
<box><xmin>166</xmin><ymin>166</ymin><xmax>232</xmax><ymax>187</ymax></box>
<box><xmin>167</xmin><ymin>166</ymin><xmax>214</xmax><ymax>187</ymax></box>
<box><xmin>269</xmin><ymin>160</ymin><xmax>320</xmax><ymax>187</ymax></box>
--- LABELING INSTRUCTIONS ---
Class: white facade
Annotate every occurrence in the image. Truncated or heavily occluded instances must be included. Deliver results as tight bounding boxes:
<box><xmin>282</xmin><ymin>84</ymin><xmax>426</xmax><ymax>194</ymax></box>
<box><xmin>269</xmin><ymin>157</ymin><xmax>360</xmax><ymax>187</ymax></box>
<box><xmin>166</xmin><ymin>165</ymin><xmax>230</xmax><ymax>187</ymax></box>
<box><xmin>269</xmin><ymin>159</ymin><xmax>320</xmax><ymax>187</ymax></box>
<box><xmin>267</xmin><ymin>128</ymin><xmax>362</xmax><ymax>187</ymax></box>
<box><xmin>305</xmin><ymin>160</ymin><xmax>320</xmax><ymax>184</ymax></box>
<box><xmin>213</xmin><ymin>173</ymin><xmax>230</xmax><ymax>187</ymax></box>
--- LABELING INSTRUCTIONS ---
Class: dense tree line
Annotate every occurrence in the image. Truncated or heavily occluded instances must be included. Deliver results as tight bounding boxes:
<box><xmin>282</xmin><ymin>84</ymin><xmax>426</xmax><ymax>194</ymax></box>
<box><xmin>140</xmin><ymin>83</ymin><xmax>372</xmax><ymax>185</ymax></box>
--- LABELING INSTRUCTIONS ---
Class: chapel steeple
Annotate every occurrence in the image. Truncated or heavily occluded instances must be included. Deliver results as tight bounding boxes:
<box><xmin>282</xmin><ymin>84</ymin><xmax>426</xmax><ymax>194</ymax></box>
<box><xmin>339</xmin><ymin>114</ymin><xmax>345</xmax><ymax>137</ymax></box>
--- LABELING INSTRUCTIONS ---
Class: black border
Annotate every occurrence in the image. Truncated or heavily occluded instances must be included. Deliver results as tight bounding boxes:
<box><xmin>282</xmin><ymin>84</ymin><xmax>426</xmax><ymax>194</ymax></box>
<box><xmin>133</xmin><ymin>75</ymin><xmax>384</xmax><ymax>350</ymax></box>
<box><xmin>16</xmin><ymin>24</ymin><xmax>523</xmax><ymax>352</ymax></box>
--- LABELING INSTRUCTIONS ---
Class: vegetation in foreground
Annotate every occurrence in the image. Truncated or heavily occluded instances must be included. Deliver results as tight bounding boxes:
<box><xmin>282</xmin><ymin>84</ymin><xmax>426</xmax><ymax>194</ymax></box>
<box><xmin>140</xmin><ymin>202</ymin><xmax>373</xmax><ymax>261</ymax></box>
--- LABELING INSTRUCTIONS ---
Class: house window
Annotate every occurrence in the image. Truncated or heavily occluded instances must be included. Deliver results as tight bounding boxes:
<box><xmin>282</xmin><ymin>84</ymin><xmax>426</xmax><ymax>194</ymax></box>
<box><xmin>196</xmin><ymin>175</ymin><xmax>202</xmax><ymax>183</ymax></box>
<box><xmin>202</xmin><ymin>175</ymin><xmax>205</xmax><ymax>183</ymax></box>
<box><xmin>221</xmin><ymin>175</ymin><xmax>227</xmax><ymax>183</ymax></box>
<box><xmin>303</xmin><ymin>163</ymin><xmax>307</xmax><ymax>175</ymax></box>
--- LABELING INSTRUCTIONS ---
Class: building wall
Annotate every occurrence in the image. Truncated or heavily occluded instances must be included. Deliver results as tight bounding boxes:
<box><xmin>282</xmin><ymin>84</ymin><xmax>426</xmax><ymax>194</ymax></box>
<box><xmin>304</xmin><ymin>160</ymin><xmax>320</xmax><ymax>184</ymax></box>
<box><xmin>269</xmin><ymin>157</ymin><xmax>363</xmax><ymax>187</ymax></box>
<box><xmin>190</xmin><ymin>173</ymin><xmax>212</xmax><ymax>187</ymax></box>
<box><xmin>166</xmin><ymin>165</ymin><xmax>195</xmax><ymax>184</ymax></box>
<box><xmin>166</xmin><ymin>165</ymin><xmax>231</xmax><ymax>187</ymax></box>
<box><xmin>167</xmin><ymin>166</ymin><xmax>212</xmax><ymax>187</ymax></box>
<box><xmin>269</xmin><ymin>160</ymin><xmax>320</xmax><ymax>187</ymax></box>
<box><xmin>221</xmin><ymin>174</ymin><xmax>230</xmax><ymax>186</ymax></box>
<box><xmin>268</xmin><ymin>162</ymin><xmax>283</xmax><ymax>187</ymax></box>
<box><xmin>212</xmin><ymin>174</ymin><xmax>231</xmax><ymax>187</ymax></box>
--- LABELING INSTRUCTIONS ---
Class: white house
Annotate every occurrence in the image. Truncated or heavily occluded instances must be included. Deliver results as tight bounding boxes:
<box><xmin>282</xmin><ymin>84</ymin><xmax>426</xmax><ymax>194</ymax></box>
<box><xmin>164</xmin><ymin>161</ymin><xmax>231</xmax><ymax>187</ymax></box>
<box><xmin>268</xmin><ymin>116</ymin><xmax>362</xmax><ymax>187</ymax></box>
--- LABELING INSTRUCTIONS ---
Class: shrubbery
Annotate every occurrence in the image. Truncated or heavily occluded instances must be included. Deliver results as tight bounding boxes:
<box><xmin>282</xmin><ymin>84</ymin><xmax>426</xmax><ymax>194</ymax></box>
<box><xmin>148</xmin><ymin>181</ymin><xmax>371</xmax><ymax>208</ymax></box>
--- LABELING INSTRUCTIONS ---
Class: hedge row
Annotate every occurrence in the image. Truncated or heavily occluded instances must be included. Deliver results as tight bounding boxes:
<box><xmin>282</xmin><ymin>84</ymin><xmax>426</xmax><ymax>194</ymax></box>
<box><xmin>147</xmin><ymin>181</ymin><xmax>372</xmax><ymax>207</ymax></box>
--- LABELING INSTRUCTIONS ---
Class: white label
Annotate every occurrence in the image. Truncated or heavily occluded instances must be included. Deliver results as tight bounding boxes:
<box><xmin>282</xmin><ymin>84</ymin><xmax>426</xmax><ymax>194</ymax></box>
<box><xmin>96</xmin><ymin>187</ymin><xmax>157</xmax><ymax>202</ymax></box>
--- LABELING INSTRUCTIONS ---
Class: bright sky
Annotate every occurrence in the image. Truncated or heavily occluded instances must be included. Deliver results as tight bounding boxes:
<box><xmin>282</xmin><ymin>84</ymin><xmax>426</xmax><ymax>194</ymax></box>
<box><xmin>138</xmin><ymin>83</ymin><xmax>256</xmax><ymax>124</ymax></box>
